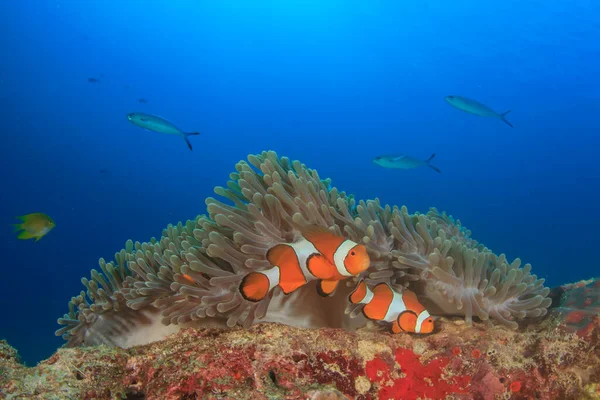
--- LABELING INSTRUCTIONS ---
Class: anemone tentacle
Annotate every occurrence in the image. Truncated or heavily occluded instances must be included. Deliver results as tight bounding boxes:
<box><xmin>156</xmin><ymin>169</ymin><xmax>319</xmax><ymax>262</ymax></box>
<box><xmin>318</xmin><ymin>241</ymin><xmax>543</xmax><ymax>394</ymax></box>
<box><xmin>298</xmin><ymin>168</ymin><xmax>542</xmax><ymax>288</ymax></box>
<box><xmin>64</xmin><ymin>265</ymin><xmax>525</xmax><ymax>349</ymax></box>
<box><xmin>56</xmin><ymin>151</ymin><xmax>552</xmax><ymax>347</ymax></box>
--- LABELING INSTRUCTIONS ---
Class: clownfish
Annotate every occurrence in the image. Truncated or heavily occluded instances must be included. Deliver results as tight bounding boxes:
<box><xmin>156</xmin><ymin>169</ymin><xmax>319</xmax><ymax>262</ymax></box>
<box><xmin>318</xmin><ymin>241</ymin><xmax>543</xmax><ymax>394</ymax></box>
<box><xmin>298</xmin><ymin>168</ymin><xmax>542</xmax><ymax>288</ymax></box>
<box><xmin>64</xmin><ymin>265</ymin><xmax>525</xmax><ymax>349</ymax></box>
<box><xmin>349</xmin><ymin>281</ymin><xmax>434</xmax><ymax>334</ymax></box>
<box><xmin>240</xmin><ymin>226</ymin><xmax>370</xmax><ymax>302</ymax></box>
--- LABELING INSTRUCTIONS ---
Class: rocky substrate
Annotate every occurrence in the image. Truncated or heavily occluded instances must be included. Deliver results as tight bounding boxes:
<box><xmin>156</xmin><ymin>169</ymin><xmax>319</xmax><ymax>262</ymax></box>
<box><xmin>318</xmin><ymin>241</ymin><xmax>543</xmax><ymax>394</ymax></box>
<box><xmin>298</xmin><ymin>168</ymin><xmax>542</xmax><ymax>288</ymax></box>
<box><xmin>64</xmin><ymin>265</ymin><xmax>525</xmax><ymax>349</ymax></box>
<box><xmin>2</xmin><ymin>311</ymin><xmax>600</xmax><ymax>400</ymax></box>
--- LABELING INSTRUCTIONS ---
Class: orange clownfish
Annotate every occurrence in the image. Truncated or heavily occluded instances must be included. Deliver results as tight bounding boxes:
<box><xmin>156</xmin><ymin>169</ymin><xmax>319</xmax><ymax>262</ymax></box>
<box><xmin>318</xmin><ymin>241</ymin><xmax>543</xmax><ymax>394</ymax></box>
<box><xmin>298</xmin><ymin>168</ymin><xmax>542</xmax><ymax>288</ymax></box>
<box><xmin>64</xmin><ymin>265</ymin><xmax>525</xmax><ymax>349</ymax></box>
<box><xmin>240</xmin><ymin>225</ymin><xmax>370</xmax><ymax>302</ymax></box>
<box><xmin>349</xmin><ymin>281</ymin><xmax>434</xmax><ymax>334</ymax></box>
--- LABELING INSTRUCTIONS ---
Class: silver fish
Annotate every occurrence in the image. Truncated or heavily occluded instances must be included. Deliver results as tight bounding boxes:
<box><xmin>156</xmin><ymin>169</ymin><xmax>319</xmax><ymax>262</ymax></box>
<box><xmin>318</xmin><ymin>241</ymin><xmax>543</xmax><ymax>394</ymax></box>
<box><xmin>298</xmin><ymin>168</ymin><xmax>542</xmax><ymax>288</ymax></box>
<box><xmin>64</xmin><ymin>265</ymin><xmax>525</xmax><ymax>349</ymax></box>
<box><xmin>373</xmin><ymin>154</ymin><xmax>441</xmax><ymax>173</ymax></box>
<box><xmin>127</xmin><ymin>112</ymin><xmax>200</xmax><ymax>151</ymax></box>
<box><xmin>445</xmin><ymin>95</ymin><xmax>513</xmax><ymax>127</ymax></box>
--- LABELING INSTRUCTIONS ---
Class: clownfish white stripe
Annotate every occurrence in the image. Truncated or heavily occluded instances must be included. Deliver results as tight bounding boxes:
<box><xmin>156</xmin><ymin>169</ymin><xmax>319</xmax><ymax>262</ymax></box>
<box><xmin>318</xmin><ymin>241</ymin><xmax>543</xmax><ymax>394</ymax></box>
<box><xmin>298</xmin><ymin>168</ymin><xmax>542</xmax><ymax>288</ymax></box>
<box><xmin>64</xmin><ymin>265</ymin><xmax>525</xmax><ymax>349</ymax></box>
<box><xmin>361</xmin><ymin>287</ymin><xmax>374</xmax><ymax>304</ymax></box>
<box><xmin>289</xmin><ymin>239</ymin><xmax>320</xmax><ymax>278</ymax></box>
<box><xmin>333</xmin><ymin>240</ymin><xmax>356</xmax><ymax>277</ymax></box>
<box><xmin>384</xmin><ymin>290</ymin><xmax>407</xmax><ymax>322</ymax></box>
<box><xmin>240</xmin><ymin>227</ymin><xmax>371</xmax><ymax>303</ymax></box>
<box><xmin>263</xmin><ymin>267</ymin><xmax>281</xmax><ymax>291</ymax></box>
<box><xmin>415</xmin><ymin>310</ymin><xmax>431</xmax><ymax>333</ymax></box>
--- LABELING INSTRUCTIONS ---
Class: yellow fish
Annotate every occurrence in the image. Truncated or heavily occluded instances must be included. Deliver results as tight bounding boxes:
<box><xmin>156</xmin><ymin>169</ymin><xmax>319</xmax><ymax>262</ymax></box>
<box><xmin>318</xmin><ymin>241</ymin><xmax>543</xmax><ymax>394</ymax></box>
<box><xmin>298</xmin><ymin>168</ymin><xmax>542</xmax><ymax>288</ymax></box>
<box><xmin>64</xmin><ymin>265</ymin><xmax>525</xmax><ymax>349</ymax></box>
<box><xmin>13</xmin><ymin>213</ymin><xmax>55</xmax><ymax>241</ymax></box>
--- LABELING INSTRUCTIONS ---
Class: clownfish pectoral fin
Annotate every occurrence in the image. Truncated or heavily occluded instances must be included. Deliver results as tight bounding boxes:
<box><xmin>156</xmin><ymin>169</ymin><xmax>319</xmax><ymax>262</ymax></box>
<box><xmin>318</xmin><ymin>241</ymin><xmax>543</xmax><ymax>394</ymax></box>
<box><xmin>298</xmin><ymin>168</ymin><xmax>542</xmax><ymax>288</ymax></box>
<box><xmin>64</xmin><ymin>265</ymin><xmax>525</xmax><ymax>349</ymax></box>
<box><xmin>306</xmin><ymin>253</ymin><xmax>337</xmax><ymax>280</ymax></box>
<box><xmin>240</xmin><ymin>272</ymin><xmax>271</xmax><ymax>302</ymax></box>
<box><xmin>392</xmin><ymin>319</ymin><xmax>403</xmax><ymax>334</ymax></box>
<box><xmin>316</xmin><ymin>279</ymin><xmax>339</xmax><ymax>297</ymax></box>
<box><xmin>397</xmin><ymin>310</ymin><xmax>418</xmax><ymax>333</ymax></box>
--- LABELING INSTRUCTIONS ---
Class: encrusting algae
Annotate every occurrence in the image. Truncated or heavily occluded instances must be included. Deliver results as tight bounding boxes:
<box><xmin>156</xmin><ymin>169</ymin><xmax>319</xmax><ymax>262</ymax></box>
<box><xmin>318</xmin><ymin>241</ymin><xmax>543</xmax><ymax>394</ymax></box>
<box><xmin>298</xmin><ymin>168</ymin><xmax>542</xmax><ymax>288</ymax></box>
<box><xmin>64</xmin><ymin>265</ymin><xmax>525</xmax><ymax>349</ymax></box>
<box><xmin>3</xmin><ymin>319</ymin><xmax>600</xmax><ymax>399</ymax></box>
<box><xmin>55</xmin><ymin>150</ymin><xmax>552</xmax><ymax>349</ymax></box>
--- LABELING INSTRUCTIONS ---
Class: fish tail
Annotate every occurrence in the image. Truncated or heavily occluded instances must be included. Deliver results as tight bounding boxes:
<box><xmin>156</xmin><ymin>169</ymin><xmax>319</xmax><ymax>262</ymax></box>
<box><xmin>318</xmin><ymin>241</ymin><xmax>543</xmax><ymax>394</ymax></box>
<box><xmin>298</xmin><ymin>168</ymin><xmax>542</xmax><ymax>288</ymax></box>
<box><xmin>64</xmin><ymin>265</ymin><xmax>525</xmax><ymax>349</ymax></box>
<box><xmin>500</xmin><ymin>110</ymin><xmax>513</xmax><ymax>127</ymax></box>
<box><xmin>183</xmin><ymin>132</ymin><xmax>200</xmax><ymax>151</ymax></box>
<box><xmin>427</xmin><ymin>164</ymin><xmax>441</xmax><ymax>173</ymax></box>
<box><xmin>425</xmin><ymin>154</ymin><xmax>441</xmax><ymax>173</ymax></box>
<box><xmin>239</xmin><ymin>271</ymin><xmax>273</xmax><ymax>302</ymax></box>
<box><xmin>12</xmin><ymin>223</ymin><xmax>23</xmax><ymax>231</ymax></box>
<box><xmin>349</xmin><ymin>279</ymin><xmax>375</xmax><ymax>305</ymax></box>
<box><xmin>183</xmin><ymin>136</ymin><xmax>193</xmax><ymax>151</ymax></box>
<box><xmin>17</xmin><ymin>231</ymin><xmax>35</xmax><ymax>240</ymax></box>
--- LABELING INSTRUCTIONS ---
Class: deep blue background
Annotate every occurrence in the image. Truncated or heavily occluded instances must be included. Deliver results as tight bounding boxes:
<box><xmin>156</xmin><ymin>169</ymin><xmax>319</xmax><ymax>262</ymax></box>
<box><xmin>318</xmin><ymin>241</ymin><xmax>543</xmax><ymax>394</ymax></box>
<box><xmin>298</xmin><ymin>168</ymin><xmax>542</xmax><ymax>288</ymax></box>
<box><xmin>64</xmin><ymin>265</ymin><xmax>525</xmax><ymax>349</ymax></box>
<box><xmin>1</xmin><ymin>0</ymin><xmax>599</xmax><ymax>365</ymax></box>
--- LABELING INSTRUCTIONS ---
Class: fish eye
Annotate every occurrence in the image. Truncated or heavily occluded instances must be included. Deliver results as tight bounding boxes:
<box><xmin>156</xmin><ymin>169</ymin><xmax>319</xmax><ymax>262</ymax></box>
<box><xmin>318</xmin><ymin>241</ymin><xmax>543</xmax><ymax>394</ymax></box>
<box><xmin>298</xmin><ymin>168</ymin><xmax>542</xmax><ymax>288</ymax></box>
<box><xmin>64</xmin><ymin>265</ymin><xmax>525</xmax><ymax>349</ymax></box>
<box><xmin>350</xmin><ymin>251</ymin><xmax>356</xmax><ymax>256</ymax></box>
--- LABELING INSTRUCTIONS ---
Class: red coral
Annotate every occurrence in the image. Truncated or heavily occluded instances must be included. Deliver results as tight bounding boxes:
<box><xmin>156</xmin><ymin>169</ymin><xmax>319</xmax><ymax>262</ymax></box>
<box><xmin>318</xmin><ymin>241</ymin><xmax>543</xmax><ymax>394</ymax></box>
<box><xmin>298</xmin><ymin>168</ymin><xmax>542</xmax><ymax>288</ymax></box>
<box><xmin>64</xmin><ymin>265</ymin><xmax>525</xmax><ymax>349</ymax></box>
<box><xmin>510</xmin><ymin>381</ymin><xmax>522</xmax><ymax>393</ymax></box>
<box><xmin>365</xmin><ymin>348</ymin><xmax>470</xmax><ymax>400</ymax></box>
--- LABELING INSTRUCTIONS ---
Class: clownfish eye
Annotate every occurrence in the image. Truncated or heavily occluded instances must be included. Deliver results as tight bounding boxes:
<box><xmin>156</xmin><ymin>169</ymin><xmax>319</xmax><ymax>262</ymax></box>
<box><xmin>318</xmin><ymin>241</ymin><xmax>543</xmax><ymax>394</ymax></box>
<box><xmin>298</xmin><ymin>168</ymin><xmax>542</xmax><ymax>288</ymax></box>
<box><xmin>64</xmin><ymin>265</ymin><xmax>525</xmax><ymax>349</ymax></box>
<box><xmin>350</xmin><ymin>251</ymin><xmax>356</xmax><ymax>256</ymax></box>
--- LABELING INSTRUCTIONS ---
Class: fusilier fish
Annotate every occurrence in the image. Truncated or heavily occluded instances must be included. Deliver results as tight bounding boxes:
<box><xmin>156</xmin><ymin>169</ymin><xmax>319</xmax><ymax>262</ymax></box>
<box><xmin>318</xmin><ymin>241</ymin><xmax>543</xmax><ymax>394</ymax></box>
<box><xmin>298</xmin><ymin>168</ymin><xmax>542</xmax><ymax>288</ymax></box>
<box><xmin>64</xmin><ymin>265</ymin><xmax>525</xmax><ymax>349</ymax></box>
<box><xmin>127</xmin><ymin>112</ymin><xmax>200</xmax><ymax>151</ymax></box>
<box><xmin>373</xmin><ymin>154</ymin><xmax>441</xmax><ymax>173</ymax></box>
<box><xmin>445</xmin><ymin>95</ymin><xmax>513</xmax><ymax>127</ymax></box>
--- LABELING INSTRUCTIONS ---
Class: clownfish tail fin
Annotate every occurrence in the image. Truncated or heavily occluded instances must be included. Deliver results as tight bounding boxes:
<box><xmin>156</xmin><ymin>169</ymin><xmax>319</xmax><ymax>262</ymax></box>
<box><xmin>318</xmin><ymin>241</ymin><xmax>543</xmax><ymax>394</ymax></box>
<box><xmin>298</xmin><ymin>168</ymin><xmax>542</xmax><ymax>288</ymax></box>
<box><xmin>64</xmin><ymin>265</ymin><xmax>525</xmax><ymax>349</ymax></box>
<box><xmin>239</xmin><ymin>272</ymin><xmax>271</xmax><ymax>302</ymax></box>
<box><xmin>349</xmin><ymin>280</ymin><xmax>370</xmax><ymax>304</ymax></box>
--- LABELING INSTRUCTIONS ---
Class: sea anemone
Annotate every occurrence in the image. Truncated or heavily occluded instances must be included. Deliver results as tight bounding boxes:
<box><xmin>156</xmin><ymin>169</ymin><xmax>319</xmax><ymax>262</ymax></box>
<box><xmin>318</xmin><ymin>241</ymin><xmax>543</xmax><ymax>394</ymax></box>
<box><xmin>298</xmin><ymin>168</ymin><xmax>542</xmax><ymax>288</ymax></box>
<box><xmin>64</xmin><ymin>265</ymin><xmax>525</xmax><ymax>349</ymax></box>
<box><xmin>56</xmin><ymin>151</ymin><xmax>551</xmax><ymax>347</ymax></box>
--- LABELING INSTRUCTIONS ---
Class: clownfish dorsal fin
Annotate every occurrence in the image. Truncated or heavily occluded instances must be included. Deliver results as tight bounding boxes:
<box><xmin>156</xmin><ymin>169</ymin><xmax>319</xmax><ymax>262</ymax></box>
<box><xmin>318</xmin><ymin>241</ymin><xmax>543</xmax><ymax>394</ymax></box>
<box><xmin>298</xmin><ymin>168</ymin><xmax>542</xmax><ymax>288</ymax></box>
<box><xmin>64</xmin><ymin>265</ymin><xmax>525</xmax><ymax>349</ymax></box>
<box><xmin>372</xmin><ymin>282</ymin><xmax>393</xmax><ymax>296</ymax></box>
<box><xmin>402</xmin><ymin>289</ymin><xmax>426</xmax><ymax>313</ymax></box>
<box><xmin>299</xmin><ymin>224</ymin><xmax>337</xmax><ymax>242</ymax></box>
<box><xmin>300</xmin><ymin>225</ymin><xmax>346</xmax><ymax>266</ymax></box>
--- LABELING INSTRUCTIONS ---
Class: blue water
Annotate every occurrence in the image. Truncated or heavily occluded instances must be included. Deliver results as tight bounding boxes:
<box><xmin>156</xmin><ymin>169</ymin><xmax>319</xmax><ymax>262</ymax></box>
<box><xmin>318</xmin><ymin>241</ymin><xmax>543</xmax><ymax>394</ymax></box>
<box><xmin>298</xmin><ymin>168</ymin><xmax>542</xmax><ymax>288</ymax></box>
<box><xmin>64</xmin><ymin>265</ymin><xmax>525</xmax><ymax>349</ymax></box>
<box><xmin>1</xmin><ymin>0</ymin><xmax>599</xmax><ymax>366</ymax></box>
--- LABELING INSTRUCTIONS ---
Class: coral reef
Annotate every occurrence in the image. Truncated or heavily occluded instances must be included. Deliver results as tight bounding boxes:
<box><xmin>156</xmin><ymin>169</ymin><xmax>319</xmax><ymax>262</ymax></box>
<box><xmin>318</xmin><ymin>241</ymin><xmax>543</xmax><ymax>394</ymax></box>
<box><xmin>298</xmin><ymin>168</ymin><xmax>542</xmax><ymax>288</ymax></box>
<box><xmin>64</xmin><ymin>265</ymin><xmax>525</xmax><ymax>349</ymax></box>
<box><xmin>547</xmin><ymin>277</ymin><xmax>600</xmax><ymax>338</ymax></box>
<box><xmin>4</xmin><ymin>318</ymin><xmax>600</xmax><ymax>400</ymax></box>
<box><xmin>56</xmin><ymin>151</ymin><xmax>552</xmax><ymax>349</ymax></box>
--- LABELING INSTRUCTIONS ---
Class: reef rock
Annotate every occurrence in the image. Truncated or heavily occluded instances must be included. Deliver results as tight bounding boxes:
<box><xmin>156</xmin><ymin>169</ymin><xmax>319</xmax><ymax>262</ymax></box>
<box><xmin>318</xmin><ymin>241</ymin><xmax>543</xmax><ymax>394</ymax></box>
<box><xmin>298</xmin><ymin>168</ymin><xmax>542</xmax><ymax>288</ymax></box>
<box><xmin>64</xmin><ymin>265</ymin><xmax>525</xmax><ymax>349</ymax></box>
<box><xmin>547</xmin><ymin>277</ymin><xmax>600</xmax><ymax>338</ymax></box>
<box><xmin>3</xmin><ymin>314</ymin><xmax>600</xmax><ymax>400</ymax></box>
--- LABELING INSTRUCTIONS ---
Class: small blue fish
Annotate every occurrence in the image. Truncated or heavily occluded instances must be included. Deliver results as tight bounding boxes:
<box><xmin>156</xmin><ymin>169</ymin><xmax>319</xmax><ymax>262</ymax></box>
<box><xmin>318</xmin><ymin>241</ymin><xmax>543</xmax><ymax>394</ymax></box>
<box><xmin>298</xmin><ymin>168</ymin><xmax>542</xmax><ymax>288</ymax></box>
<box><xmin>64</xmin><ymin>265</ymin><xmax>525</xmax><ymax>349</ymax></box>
<box><xmin>373</xmin><ymin>154</ymin><xmax>441</xmax><ymax>173</ymax></box>
<box><xmin>127</xmin><ymin>112</ymin><xmax>200</xmax><ymax>151</ymax></box>
<box><xmin>445</xmin><ymin>95</ymin><xmax>513</xmax><ymax>127</ymax></box>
